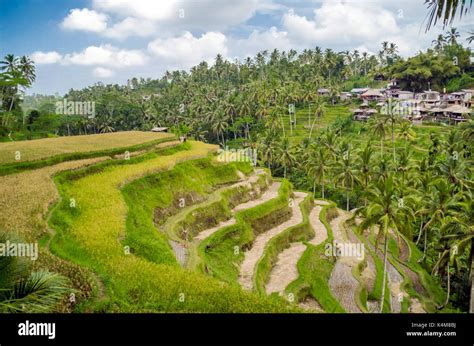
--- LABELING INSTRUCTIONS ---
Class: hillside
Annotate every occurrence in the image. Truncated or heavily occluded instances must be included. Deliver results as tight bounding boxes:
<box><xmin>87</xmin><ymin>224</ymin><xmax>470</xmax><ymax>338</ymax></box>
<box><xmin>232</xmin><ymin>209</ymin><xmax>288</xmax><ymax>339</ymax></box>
<box><xmin>0</xmin><ymin>132</ymin><xmax>449</xmax><ymax>313</ymax></box>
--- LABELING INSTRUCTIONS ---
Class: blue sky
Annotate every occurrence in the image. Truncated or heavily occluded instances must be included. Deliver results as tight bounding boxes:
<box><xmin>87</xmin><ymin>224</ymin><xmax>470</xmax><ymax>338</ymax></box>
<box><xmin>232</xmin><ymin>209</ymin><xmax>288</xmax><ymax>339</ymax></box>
<box><xmin>1</xmin><ymin>0</ymin><xmax>472</xmax><ymax>95</ymax></box>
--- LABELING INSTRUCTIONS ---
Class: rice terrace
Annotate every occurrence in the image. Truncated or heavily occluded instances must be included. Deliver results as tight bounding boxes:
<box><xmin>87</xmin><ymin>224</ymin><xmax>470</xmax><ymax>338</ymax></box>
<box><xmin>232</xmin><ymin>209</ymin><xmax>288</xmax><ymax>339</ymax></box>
<box><xmin>0</xmin><ymin>0</ymin><xmax>473</xmax><ymax>323</ymax></box>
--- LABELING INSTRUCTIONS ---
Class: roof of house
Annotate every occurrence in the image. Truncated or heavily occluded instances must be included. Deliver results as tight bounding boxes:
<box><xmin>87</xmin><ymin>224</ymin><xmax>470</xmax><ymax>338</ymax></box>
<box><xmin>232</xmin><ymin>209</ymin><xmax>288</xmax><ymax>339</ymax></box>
<box><xmin>317</xmin><ymin>88</ymin><xmax>330</xmax><ymax>93</ymax></box>
<box><xmin>151</xmin><ymin>127</ymin><xmax>169</xmax><ymax>132</ymax></box>
<box><xmin>350</xmin><ymin>88</ymin><xmax>369</xmax><ymax>93</ymax></box>
<box><xmin>361</xmin><ymin>89</ymin><xmax>383</xmax><ymax>97</ymax></box>
<box><xmin>444</xmin><ymin>105</ymin><xmax>472</xmax><ymax>114</ymax></box>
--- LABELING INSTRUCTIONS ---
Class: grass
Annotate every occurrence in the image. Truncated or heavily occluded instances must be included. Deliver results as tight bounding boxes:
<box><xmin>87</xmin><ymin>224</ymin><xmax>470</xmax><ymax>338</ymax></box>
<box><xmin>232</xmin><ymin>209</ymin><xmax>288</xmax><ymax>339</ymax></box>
<box><xmin>280</xmin><ymin>105</ymin><xmax>350</xmax><ymax>144</ymax></box>
<box><xmin>0</xmin><ymin>156</ymin><xmax>109</xmax><ymax>241</ymax></box>
<box><xmin>198</xmin><ymin>179</ymin><xmax>293</xmax><ymax>285</ymax></box>
<box><xmin>49</xmin><ymin>140</ymin><xmax>298</xmax><ymax>312</ymax></box>
<box><xmin>122</xmin><ymin>155</ymin><xmax>259</xmax><ymax>267</ymax></box>
<box><xmin>0</xmin><ymin>131</ymin><xmax>175</xmax><ymax>175</ymax></box>
<box><xmin>286</xmin><ymin>204</ymin><xmax>346</xmax><ymax>313</ymax></box>
<box><xmin>253</xmin><ymin>194</ymin><xmax>314</xmax><ymax>294</ymax></box>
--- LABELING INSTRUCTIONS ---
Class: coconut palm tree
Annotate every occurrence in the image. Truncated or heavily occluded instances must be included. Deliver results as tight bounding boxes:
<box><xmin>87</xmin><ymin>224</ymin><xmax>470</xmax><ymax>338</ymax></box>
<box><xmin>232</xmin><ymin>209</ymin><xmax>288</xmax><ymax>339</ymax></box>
<box><xmin>425</xmin><ymin>0</ymin><xmax>473</xmax><ymax>30</ymax></box>
<box><xmin>432</xmin><ymin>34</ymin><xmax>447</xmax><ymax>51</ymax></box>
<box><xmin>417</xmin><ymin>179</ymin><xmax>461</xmax><ymax>261</ymax></box>
<box><xmin>0</xmin><ymin>231</ymin><xmax>70</xmax><ymax>312</ymax></box>
<box><xmin>356</xmin><ymin>175</ymin><xmax>414</xmax><ymax>312</ymax></box>
<box><xmin>306</xmin><ymin>144</ymin><xmax>330</xmax><ymax>198</ymax></box>
<box><xmin>0</xmin><ymin>54</ymin><xmax>18</xmax><ymax>73</ymax></box>
<box><xmin>445</xmin><ymin>27</ymin><xmax>461</xmax><ymax>45</ymax></box>
<box><xmin>308</xmin><ymin>99</ymin><xmax>327</xmax><ymax>139</ymax></box>
<box><xmin>333</xmin><ymin>141</ymin><xmax>358</xmax><ymax>211</ymax></box>
<box><xmin>397</xmin><ymin>120</ymin><xmax>416</xmax><ymax>148</ymax></box>
<box><xmin>368</xmin><ymin>115</ymin><xmax>388</xmax><ymax>156</ymax></box>
<box><xmin>468</xmin><ymin>31</ymin><xmax>474</xmax><ymax>44</ymax></box>
<box><xmin>18</xmin><ymin>56</ymin><xmax>36</xmax><ymax>86</ymax></box>
<box><xmin>356</xmin><ymin>142</ymin><xmax>374</xmax><ymax>206</ymax></box>
<box><xmin>276</xmin><ymin>136</ymin><xmax>295</xmax><ymax>178</ymax></box>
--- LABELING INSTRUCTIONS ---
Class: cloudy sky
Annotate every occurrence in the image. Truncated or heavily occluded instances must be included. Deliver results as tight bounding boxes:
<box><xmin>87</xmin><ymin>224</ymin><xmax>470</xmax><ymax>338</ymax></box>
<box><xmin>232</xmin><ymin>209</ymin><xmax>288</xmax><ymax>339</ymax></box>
<box><xmin>0</xmin><ymin>0</ymin><xmax>472</xmax><ymax>95</ymax></box>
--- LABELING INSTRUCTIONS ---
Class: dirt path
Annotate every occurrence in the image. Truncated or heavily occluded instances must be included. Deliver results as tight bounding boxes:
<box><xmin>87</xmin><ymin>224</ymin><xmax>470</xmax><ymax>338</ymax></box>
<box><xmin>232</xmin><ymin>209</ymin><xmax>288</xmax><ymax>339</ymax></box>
<box><xmin>265</xmin><ymin>200</ymin><xmax>329</xmax><ymax>295</ymax></box>
<box><xmin>366</xmin><ymin>236</ymin><xmax>406</xmax><ymax>313</ymax></box>
<box><xmin>308</xmin><ymin>205</ymin><xmax>328</xmax><ymax>246</ymax></box>
<box><xmin>328</xmin><ymin>210</ymin><xmax>363</xmax><ymax>313</ymax></box>
<box><xmin>239</xmin><ymin>192</ymin><xmax>307</xmax><ymax>290</ymax></box>
<box><xmin>233</xmin><ymin>181</ymin><xmax>280</xmax><ymax>212</ymax></box>
<box><xmin>193</xmin><ymin>218</ymin><xmax>236</xmax><ymax>241</ymax></box>
<box><xmin>192</xmin><ymin>181</ymin><xmax>281</xmax><ymax>243</ymax></box>
<box><xmin>265</xmin><ymin>242</ymin><xmax>306</xmax><ymax>294</ymax></box>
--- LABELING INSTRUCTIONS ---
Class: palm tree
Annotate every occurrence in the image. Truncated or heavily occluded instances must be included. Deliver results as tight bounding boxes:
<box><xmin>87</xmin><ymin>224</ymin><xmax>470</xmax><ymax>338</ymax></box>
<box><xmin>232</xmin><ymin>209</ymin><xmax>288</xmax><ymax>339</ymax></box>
<box><xmin>0</xmin><ymin>231</ymin><xmax>70</xmax><ymax>312</ymax></box>
<box><xmin>432</xmin><ymin>34</ymin><xmax>447</xmax><ymax>51</ymax></box>
<box><xmin>356</xmin><ymin>175</ymin><xmax>413</xmax><ymax>312</ymax></box>
<box><xmin>417</xmin><ymin>179</ymin><xmax>461</xmax><ymax>261</ymax></box>
<box><xmin>445</xmin><ymin>27</ymin><xmax>461</xmax><ymax>45</ymax></box>
<box><xmin>0</xmin><ymin>54</ymin><xmax>18</xmax><ymax>73</ymax></box>
<box><xmin>306</xmin><ymin>144</ymin><xmax>330</xmax><ymax>198</ymax></box>
<box><xmin>333</xmin><ymin>141</ymin><xmax>358</xmax><ymax>211</ymax></box>
<box><xmin>356</xmin><ymin>142</ymin><xmax>374</xmax><ymax>206</ymax></box>
<box><xmin>382</xmin><ymin>108</ymin><xmax>401</xmax><ymax>161</ymax></box>
<box><xmin>257</xmin><ymin>130</ymin><xmax>277</xmax><ymax>169</ymax></box>
<box><xmin>468</xmin><ymin>31</ymin><xmax>474</xmax><ymax>44</ymax></box>
<box><xmin>397</xmin><ymin>120</ymin><xmax>416</xmax><ymax>148</ymax></box>
<box><xmin>425</xmin><ymin>0</ymin><xmax>473</xmax><ymax>30</ymax></box>
<box><xmin>276</xmin><ymin>136</ymin><xmax>295</xmax><ymax>178</ymax></box>
<box><xmin>368</xmin><ymin>115</ymin><xmax>388</xmax><ymax>156</ymax></box>
<box><xmin>437</xmin><ymin>151</ymin><xmax>470</xmax><ymax>193</ymax></box>
<box><xmin>211</xmin><ymin>114</ymin><xmax>229</xmax><ymax>146</ymax></box>
<box><xmin>308</xmin><ymin>99</ymin><xmax>327</xmax><ymax>139</ymax></box>
<box><xmin>18</xmin><ymin>56</ymin><xmax>36</xmax><ymax>86</ymax></box>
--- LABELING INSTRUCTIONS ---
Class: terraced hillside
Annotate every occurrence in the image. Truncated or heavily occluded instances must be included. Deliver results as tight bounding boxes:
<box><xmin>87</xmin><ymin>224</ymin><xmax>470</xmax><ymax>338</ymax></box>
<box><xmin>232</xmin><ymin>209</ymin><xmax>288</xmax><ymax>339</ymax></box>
<box><xmin>0</xmin><ymin>132</ymin><xmax>446</xmax><ymax>313</ymax></box>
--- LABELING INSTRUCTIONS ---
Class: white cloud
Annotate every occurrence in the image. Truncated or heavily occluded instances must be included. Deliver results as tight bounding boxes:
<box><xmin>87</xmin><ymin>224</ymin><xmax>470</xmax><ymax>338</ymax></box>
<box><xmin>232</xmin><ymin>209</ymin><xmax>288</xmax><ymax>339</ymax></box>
<box><xmin>282</xmin><ymin>1</ymin><xmax>401</xmax><ymax>48</ymax></box>
<box><xmin>31</xmin><ymin>51</ymin><xmax>63</xmax><ymax>64</ymax></box>
<box><xmin>93</xmin><ymin>67</ymin><xmax>115</xmax><ymax>78</ymax></box>
<box><xmin>64</xmin><ymin>44</ymin><xmax>148</xmax><ymax>68</ymax></box>
<box><xmin>61</xmin><ymin>8</ymin><xmax>108</xmax><ymax>33</ymax></box>
<box><xmin>230</xmin><ymin>27</ymin><xmax>291</xmax><ymax>58</ymax></box>
<box><xmin>148</xmin><ymin>31</ymin><xmax>228</xmax><ymax>68</ymax></box>
<box><xmin>90</xmin><ymin>0</ymin><xmax>279</xmax><ymax>38</ymax></box>
<box><xmin>104</xmin><ymin>17</ymin><xmax>157</xmax><ymax>40</ymax></box>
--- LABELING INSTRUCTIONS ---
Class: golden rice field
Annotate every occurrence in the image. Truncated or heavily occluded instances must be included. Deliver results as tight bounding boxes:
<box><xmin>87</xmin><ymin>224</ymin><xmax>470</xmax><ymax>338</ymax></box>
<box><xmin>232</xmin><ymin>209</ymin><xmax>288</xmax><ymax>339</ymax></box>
<box><xmin>0</xmin><ymin>156</ymin><xmax>110</xmax><ymax>241</ymax></box>
<box><xmin>0</xmin><ymin>131</ymin><xmax>174</xmax><ymax>164</ymax></box>
<box><xmin>47</xmin><ymin>140</ymin><xmax>296</xmax><ymax>312</ymax></box>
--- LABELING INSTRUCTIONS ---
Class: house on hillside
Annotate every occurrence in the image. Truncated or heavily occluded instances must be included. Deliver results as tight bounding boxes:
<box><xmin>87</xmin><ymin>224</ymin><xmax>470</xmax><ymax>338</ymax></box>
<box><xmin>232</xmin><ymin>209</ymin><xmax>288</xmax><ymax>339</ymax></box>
<box><xmin>427</xmin><ymin>104</ymin><xmax>471</xmax><ymax>124</ymax></box>
<box><xmin>350</xmin><ymin>88</ymin><xmax>368</xmax><ymax>98</ymax></box>
<box><xmin>395</xmin><ymin>91</ymin><xmax>414</xmax><ymax>100</ymax></box>
<box><xmin>361</xmin><ymin>89</ymin><xmax>385</xmax><ymax>101</ymax></box>
<box><xmin>317</xmin><ymin>88</ymin><xmax>330</xmax><ymax>96</ymax></box>
<box><xmin>151</xmin><ymin>127</ymin><xmax>169</xmax><ymax>133</ymax></box>
<box><xmin>444</xmin><ymin>104</ymin><xmax>472</xmax><ymax>124</ymax></box>
<box><xmin>352</xmin><ymin>103</ymin><xmax>377</xmax><ymax>121</ymax></box>
<box><xmin>339</xmin><ymin>92</ymin><xmax>352</xmax><ymax>101</ymax></box>
<box><xmin>418</xmin><ymin>91</ymin><xmax>441</xmax><ymax>109</ymax></box>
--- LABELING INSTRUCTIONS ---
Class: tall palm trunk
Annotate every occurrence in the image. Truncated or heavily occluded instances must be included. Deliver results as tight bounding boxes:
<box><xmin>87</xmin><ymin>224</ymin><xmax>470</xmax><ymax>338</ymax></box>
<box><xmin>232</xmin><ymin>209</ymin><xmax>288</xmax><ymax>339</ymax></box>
<box><xmin>416</xmin><ymin>217</ymin><xmax>424</xmax><ymax>245</ymax></box>
<box><xmin>346</xmin><ymin>188</ymin><xmax>350</xmax><ymax>211</ymax></box>
<box><xmin>322</xmin><ymin>172</ymin><xmax>325</xmax><ymax>199</ymax></box>
<box><xmin>392</xmin><ymin>122</ymin><xmax>396</xmax><ymax>161</ymax></box>
<box><xmin>380</xmin><ymin>234</ymin><xmax>389</xmax><ymax>313</ymax></box>
<box><xmin>444</xmin><ymin>261</ymin><xmax>451</xmax><ymax>307</ymax></box>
